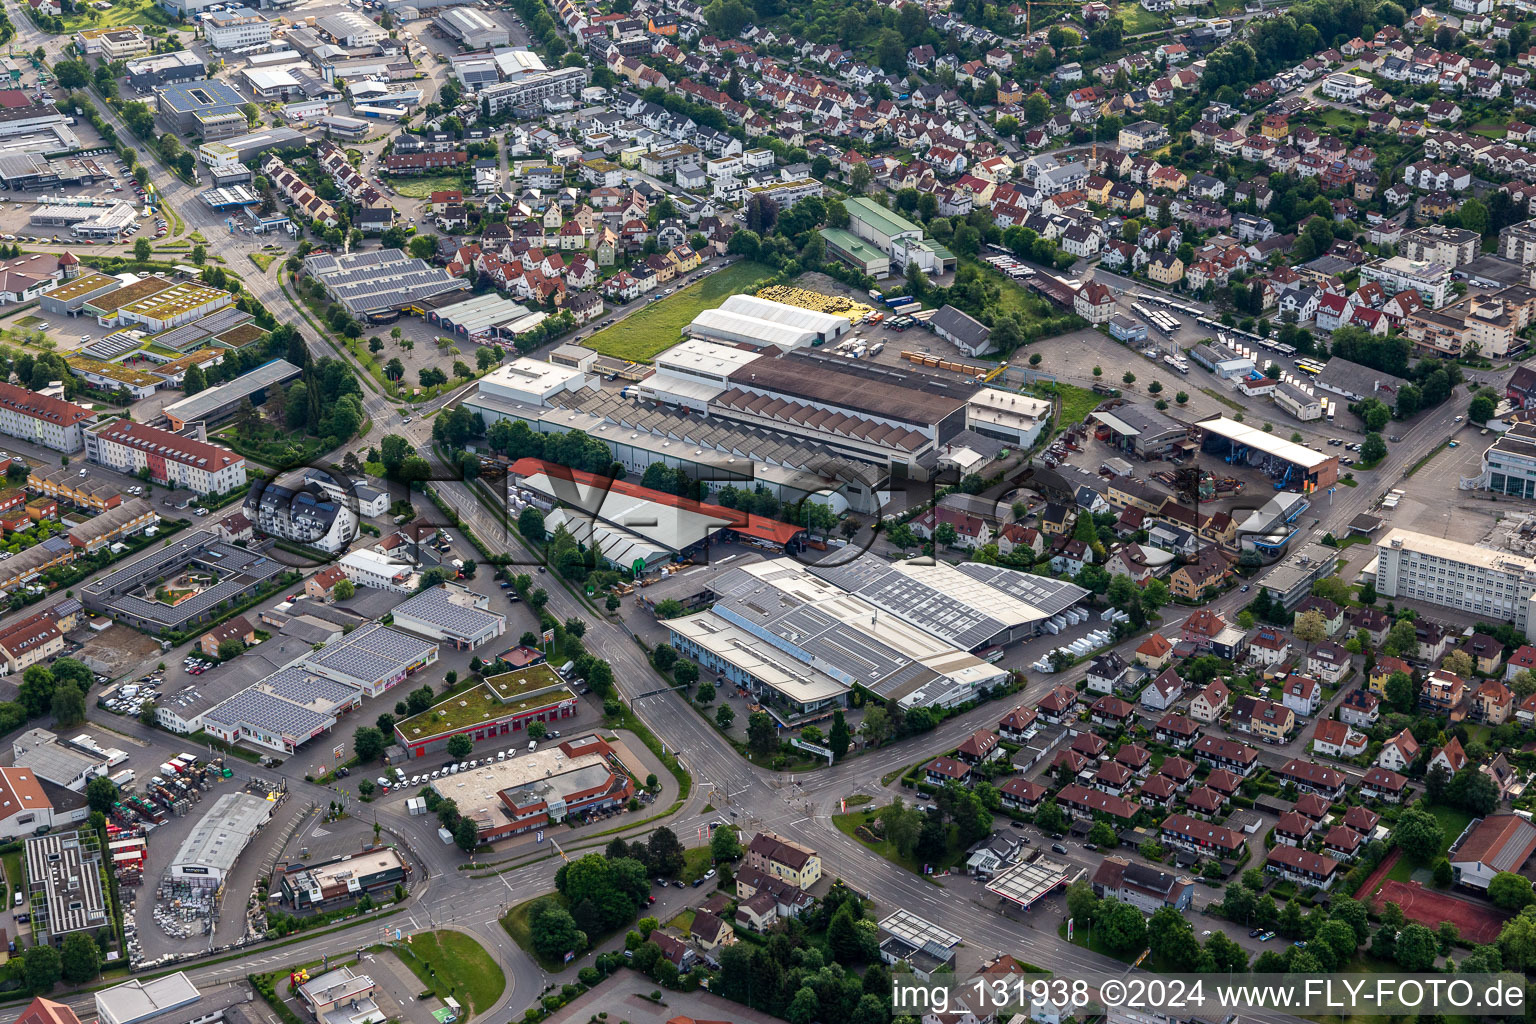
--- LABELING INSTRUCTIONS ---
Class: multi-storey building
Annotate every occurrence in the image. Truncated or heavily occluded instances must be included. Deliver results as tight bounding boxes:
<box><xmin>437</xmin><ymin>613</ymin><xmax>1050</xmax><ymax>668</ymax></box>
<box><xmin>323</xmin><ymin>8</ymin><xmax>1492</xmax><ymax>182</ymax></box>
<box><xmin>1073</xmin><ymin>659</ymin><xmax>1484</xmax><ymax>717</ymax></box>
<box><xmin>1359</xmin><ymin>256</ymin><xmax>1450</xmax><ymax>307</ymax></box>
<box><xmin>0</xmin><ymin>382</ymin><xmax>91</xmax><ymax>453</ymax></box>
<box><xmin>1375</xmin><ymin>528</ymin><xmax>1536</xmax><ymax>641</ymax></box>
<box><xmin>1464</xmin><ymin>422</ymin><xmax>1536</xmax><ymax>498</ymax></box>
<box><xmin>480</xmin><ymin>67</ymin><xmax>587</xmax><ymax>115</ymax></box>
<box><xmin>84</xmin><ymin>419</ymin><xmax>246</xmax><ymax>496</ymax></box>
<box><xmin>1400</xmin><ymin>224</ymin><xmax>1481</xmax><ymax>268</ymax></box>
<box><xmin>203</xmin><ymin>8</ymin><xmax>271</xmax><ymax>50</ymax></box>
<box><xmin>246</xmin><ymin>482</ymin><xmax>356</xmax><ymax>554</ymax></box>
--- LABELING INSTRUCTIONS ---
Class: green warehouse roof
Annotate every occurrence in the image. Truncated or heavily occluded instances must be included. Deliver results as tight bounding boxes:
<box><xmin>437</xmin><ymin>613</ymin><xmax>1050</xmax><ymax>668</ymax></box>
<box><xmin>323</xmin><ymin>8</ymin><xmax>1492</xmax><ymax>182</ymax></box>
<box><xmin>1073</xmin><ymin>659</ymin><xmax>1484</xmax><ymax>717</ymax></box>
<box><xmin>843</xmin><ymin>196</ymin><xmax>923</xmax><ymax>239</ymax></box>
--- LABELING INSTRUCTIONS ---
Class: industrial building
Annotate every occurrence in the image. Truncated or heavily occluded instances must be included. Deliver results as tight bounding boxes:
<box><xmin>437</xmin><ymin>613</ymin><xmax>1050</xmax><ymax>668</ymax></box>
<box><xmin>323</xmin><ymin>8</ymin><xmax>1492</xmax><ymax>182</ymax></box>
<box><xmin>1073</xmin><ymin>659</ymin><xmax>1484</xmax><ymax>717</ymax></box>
<box><xmin>40</xmin><ymin>272</ymin><xmax>121</xmax><ymax>316</ymax></box>
<box><xmin>83</xmin><ymin>277</ymin><xmax>233</xmax><ymax>331</ymax></box>
<box><xmin>13</xmin><ymin>728</ymin><xmax>107</xmax><ymax>792</ymax></box>
<box><xmin>161</xmin><ymin>359</ymin><xmax>302</xmax><ymax>430</ymax></box>
<box><xmin>156</xmin><ymin>79</ymin><xmax>247</xmax><ymax>139</ymax></box>
<box><xmin>820</xmin><ymin>227</ymin><xmax>890</xmax><ymax>278</ymax></box>
<box><xmin>1197</xmin><ymin>416</ymin><xmax>1339</xmax><ymax>491</ymax></box>
<box><xmin>966</xmin><ymin>389</ymin><xmax>1052</xmax><ymax>447</ymax></box>
<box><xmin>685</xmin><ymin>294</ymin><xmax>850</xmax><ymax>350</ymax></box>
<box><xmin>1092</xmin><ymin>405</ymin><xmax>1190</xmax><ymax>459</ymax></box>
<box><xmin>124</xmin><ymin>50</ymin><xmax>204</xmax><ymax>91</ymax></box>
<box><xmin>424</xmin><ymin>736</ymin><xmax>634</xmax><ymax>840</ymax></box>
<box><xmin>278</xmin><ymin>848</ymin><xmax>408</xmax><ymax>909</ymax></box>
<box><xmin>94</xmin><ymin>974</ymin><xmax>202</xmax><ymax>1024</ymax></box>
<box><xmin>301</xmin><ymin>621</ymin><xmax>438</xmax><ymax>698</ymax></box>
<box><xmin>394</xmin><ymin>664</ymin><xmax>576</xmax><ymax>758</ymax></box>
<box><xmin>842</xmin><ymin>197</ymin><xmax>956</xmax><ymax>276</ymax></box>
<box><xmin>391</xmin><ymin>583</ymin><xmax>506</xmax><ymax>649</ymax></box>
<box><xmin>304</xmin><ymin>248</ymin><xmax>468</xmax><ymax>317</ymax></box>
<box><xmin>24</xmin><ymin>831</ymin><xmax>109</xmax><ymax>943</ymax></box>
<box><xmin>1374</xmin><ymin>529</ymin><xmax>1536</xmax><ymax>641</ymax></box>
<box><xmin>474</xmin><ymin>358</ymin><xmax>589</xmax><ymax>407</ymax></box>
<box><xmin>166</xmin><ymin>791</ymin><xmax>273</xmax><ymax>887</ymax></box>
<box><xmin>434</xmin><ymin>8</ymin><xmax>508</xmax><ymax>47</ymax></box>
<box><xmin>84</xmin><ymin>419</ymin><xmax>247</xmax><ymax>495</ymax></box>
<box><xmin>668</xmin><ymin>559</ymin><xmax>1009</xmax><ymax>721</ymax></box>
<box><xmin>1449</xmin><ymin>814</ymin><xmax>1536</xmax><ymax>890</ymax></box>
<box><xmin>200</xmin><ymin>663</ymin><xmax>362</xmax><ymax>753</ymax></box>
<box><xmin>30</xmin><ymin>201</ymin><xmax>138</xmax><ymax>239</ymax></box>
<box><xmin>509</xmin><ymin>456</ymin><xmax>806</xmax><ymax>565</ymax></box>
<box><xmin>807</xmin><ymin>554</ymin><xmax>1087</xmax><ymax>651</ymax></box>
<box><xmin>81</xmin><ymin>530</ymin><xmax>288</xmax><ymax>635</ymax></box>
<box><xmin>0</xmin><ymin>381</ymin><xmax>91</xmax><ymax>452</ymax></box>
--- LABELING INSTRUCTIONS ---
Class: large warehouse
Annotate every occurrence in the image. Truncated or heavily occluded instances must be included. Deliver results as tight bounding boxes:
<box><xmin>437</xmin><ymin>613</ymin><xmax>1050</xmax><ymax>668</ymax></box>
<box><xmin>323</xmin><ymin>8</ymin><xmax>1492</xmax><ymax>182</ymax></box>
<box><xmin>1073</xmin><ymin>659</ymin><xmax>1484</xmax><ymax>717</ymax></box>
<box><xmin>807</xmin><ymin>554</ymin><xmax>1088</xmax><ymax>652</ymax></box>
<box><xmin>200</xmin><ymin>664</ymin><xmax>363</xmax><ymax>753</ymax></box>
<box><xmin>1197</xmin><ymin>416</ymin><xmax>1339</xmax><ymax>491</ymax></box>
<box><xmin>299</xmin><ymin>621</ymin><xmax>439</xmax><ymax>698</ymax></box>
<box><xmin>509</xmin><ymin>457</ymin><xmax>806</xmax><ymax>563</ymax></box>
<box><xmin>668</xmin><ymin>559</ymin><xmax>1009</xmax><ymax>722</ymax></box>
<box><xmin>304</xmin><ymin>249</ymin><xmax>468</xmax><ymax>317</ymax></box>
<box><xmin>427</xmin><ymin>736</ymin><xmax>634</xmax><ymax>841</ymax></box>
<box><xmin>683</xmin><ymin>295</ymin><xmax>851</xmax><ymax>351</ymax></box>
<box><xmin>434</xmin><ymin>7</ymin><xmax>508</xmax><ymax>47</ymax></box>
<box><xmin>392</xmin><ymin>583</ymin><xmax>506</xmax><ymax>649</ymax></box>
<box><xmin>161</xmin><ymin>359</ymin><xmax>302</xmax><ymax>430</ymax></box>
<box><xmin>167</xmin><ymin>791</ymin><xmax>273</xmax><ymax>887</ymax></box>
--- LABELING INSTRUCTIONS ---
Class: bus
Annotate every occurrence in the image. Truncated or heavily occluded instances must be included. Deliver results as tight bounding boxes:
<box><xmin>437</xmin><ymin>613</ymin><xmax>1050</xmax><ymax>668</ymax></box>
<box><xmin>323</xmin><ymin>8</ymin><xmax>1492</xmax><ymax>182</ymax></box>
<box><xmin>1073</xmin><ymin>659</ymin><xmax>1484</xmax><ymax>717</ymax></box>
<box><xmin>1296</xmin><ymin>360</ymin><xmax>1325</xmax><ymax>376</ymax></box>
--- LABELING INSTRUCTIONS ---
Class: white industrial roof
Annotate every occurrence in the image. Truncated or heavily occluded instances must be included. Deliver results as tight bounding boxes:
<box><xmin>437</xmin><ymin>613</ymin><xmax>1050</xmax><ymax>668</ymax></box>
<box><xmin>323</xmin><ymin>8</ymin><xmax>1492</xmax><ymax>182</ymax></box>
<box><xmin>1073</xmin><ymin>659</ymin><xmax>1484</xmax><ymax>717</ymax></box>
<box><xmin>718</xmin><ymin>294</ymin><xmax>847</xmax><ymax>337</ymax></box>
<box><xmin>1197</xmin><ymin>416</ymin><xmax>1330</xmax><ymax>469</ymax></box>
<box><xmin>668</xmin><ymin>611</ymin><xmax>848</xmax><ymax>705</ymax></box>
<box><xmin>654</xmin><ymin>337</ymin><xmax>763</xmax><ymax>378</ymax></box>
<box><xmin>687</xmin><ymin>309</ymin><xmax>816</xmax><ymax>350</ymax></box>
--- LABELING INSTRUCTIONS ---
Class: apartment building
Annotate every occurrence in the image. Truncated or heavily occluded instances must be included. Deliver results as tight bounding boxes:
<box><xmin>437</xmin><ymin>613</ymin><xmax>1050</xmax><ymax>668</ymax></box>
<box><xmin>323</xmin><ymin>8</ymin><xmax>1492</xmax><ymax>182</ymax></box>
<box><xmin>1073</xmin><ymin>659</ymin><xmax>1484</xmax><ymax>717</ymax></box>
<box><xmin>1375</xmin><ymin>528</ymin><xmax>1536</xmax><ymax>641</ymax></box>
<box><xmin>746</xmin><ymin>832</ymin><xmax>822</xmax><ymax>889</ymax></box>
<box><xmin>1400</xmin><ymin>224</ymin><xmax>1480</xmax><ymax>268</ymax></box>
<box><xmin>84</xmin><ymin>419</ymin><xmax>246</xmax><ymax>496</ymax></box>
<box><xmin>0</xmin><ymin>382</ymin><xmax>91</xmax><ymax>453</ymax></box>
<box><xmin>1359</xmin><ymin>255</ymin><xmax>1450</xmax><ymax>307</ymax></box>
<box><xmin>481</xmin><ymin>67</ymin><xmax>587</xmax><ymax>115</ymax></box>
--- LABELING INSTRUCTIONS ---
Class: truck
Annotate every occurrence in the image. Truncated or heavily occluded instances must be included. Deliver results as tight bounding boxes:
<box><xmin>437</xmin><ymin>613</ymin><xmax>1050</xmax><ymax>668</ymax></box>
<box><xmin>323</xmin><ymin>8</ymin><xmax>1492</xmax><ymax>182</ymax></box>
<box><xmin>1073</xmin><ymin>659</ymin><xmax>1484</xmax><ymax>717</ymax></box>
<box><xmin>884</xmin><ymin>295</ymin><xmax>913</xmax><ymax>308</ymax></box>
<box><xmin>438</xmin><ymin>827</ymin><xmax>454</xmax><ymax>844</ymax></box>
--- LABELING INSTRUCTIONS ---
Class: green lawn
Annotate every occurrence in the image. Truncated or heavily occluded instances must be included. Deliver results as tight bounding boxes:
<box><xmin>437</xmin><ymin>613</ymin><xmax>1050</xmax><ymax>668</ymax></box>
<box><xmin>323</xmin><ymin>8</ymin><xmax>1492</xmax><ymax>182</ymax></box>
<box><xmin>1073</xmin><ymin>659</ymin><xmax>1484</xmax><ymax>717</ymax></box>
<box><xmin>832</xmin><ymin>808</ymin><xmax>966</xmax><ymax>876</ymax></box>
<box><xmin>582</xmin><ymin>261</ymin><xmax>776</xmax><ymax>364</ymax></box>
<box><xmin>1424</xmin><ymin>803</ymin><xmax>1474</xmax><ymax>859</ymax></box>
<box><xmin>391</xmin><ymin>930</ymin><xmax>505</xmax><ymax>1017</ymax></box>
<box><xmin>54</xmin><ymin>0</ymin><xmax>176</xmax><ymax>31</ymax></box>
<box><xmin>962</xmin><ymin>258</ymin><xmax>1081</xmax><ymax>340</ymax></box>
<box><xmin>1054</xmin><ymin>382</ymin><xmax>1103</xmax><ymax>430</ymax></box>
<box><xmin>1116</xmin><ymin>3</ymin><xmax>1168</xmax><ymax>34</ymax></box>
<box><xmin>682</xmin><ymin>845</ymin><xmax>714</xmax><ymax>882</ymax></box>
<box><xmin>390</xmin><ymin>173</ymin><xmax>470</xmax><ymax>199</ymax></box>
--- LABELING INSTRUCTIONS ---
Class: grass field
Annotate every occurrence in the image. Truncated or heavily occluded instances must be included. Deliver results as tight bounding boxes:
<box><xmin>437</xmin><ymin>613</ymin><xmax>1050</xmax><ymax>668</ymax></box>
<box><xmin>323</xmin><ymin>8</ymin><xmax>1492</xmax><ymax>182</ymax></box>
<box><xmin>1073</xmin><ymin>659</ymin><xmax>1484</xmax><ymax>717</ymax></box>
<box><xmin>55</xmin><ymin>0</ymin><xmax>172</xmax><ymax>31</ymax></box>
<box><xmin>582</xmin><ymin>261</ymin><xmax>776</xmax><ymax>363</ymax></box>
<box><xmin>392</xmin><ymin>930</ymin><xmax>505</xmax><ymax>1017</ymax></box>
<box><xmin>832</xmin><ymin>807</ymin><xmax>965</xmax><ymax>876</ymax></box>
<box><xmin>390</xmin><ymin>173</ymin><xmax>470</xmax><ymax>199</ymax></box>
<box><xmin>1116</xmin><ymin>3</ymin><xmax>1168</xmax><ymax>34</ymax></box>
<box><xmin>249</xmin><ymin>252</ymin><xmax>277</xmax><ymax>272</ymax></box>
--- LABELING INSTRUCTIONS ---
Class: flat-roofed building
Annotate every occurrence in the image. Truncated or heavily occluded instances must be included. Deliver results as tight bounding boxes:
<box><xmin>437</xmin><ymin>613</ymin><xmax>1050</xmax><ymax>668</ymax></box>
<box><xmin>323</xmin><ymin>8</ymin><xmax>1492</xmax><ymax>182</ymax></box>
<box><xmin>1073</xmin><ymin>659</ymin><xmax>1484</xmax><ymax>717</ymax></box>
<box><xmin>205</xmin><ymin>8</ymin><xmax>270</xmax><ymax>49</ymax></box>
<box><xmin>161</xmin><ymin>359</ymin><xmax>302</xmax><ymax>430</ymax></box>
<box><xmin>425</xmin><ymin>736</ymin><xmax>632</xmax><ymax>840</ymax></box>
<box><xmin>278</xmin><ymin>848</ymin><xmax>407</xmax><ymax>909</ymax></box>
<box><xmin>1376</xmin><ymin>528</ymin><xmax>1536</xmax><ymax>640</ymax></box>
<box><xmin>302</xmin><ymin>621</ymin><xmax>437</xmax><ymax>698</ymax></box>
<box><xmin>435</xmin><ymin>8</ymin><xmax>508</xmax><ymax>47</ymax></box>
<box><xmin>391</xmin><ymin>582</ymin><xmax>506</xmax><ymax>649</ymax></box>
<box><xmin>94</xmin><ymin>974</ymin><xmax>201</xmax><ymax>1024</ymax></box>
<box><xmin>967</xmin><ymin>388</ymin><xmax>1052</xmax><ymax>446</ymax></box>
<box><xmin>24</xmin><ymin>830</ymin><xmax>108</xmax><ymax>942</ymax></box>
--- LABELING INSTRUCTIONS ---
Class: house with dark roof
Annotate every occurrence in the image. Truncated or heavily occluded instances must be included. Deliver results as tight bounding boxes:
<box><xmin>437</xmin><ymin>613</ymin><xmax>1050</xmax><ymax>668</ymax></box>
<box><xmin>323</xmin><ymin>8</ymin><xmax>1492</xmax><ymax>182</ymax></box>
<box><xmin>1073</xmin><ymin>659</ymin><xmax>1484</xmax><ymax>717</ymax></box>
<box><xmin>1091</xmin><ymin>856</ymin><xmax>1193</xmax><ymax>912</ymax></box>
<box><xmin>1265</xmin><ymin>844</ymin><xmax>1342</xmax><ymax>889</ymax></box>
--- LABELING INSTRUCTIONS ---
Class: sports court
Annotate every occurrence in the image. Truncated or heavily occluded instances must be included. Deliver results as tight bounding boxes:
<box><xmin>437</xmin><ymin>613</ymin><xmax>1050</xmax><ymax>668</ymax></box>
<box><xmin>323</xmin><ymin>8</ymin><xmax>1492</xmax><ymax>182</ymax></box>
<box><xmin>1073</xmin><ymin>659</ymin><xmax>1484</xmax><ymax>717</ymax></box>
<box><xmin>1371</xmin><ymin>879</ymin><xmax>1508</xmax><ymax>945</ymax></box>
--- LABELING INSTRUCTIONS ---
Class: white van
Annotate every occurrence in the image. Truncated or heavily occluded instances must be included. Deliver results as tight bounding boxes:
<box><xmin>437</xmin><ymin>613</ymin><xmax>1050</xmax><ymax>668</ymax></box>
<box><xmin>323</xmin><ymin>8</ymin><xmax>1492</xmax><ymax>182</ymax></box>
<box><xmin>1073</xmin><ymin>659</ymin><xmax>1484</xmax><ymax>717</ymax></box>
<box><xmin>528</xmin><ymin>740</ymin><xmax>538</xmax><ymax>752</ymax></box>
<box><xmin>497</xmin><ymin>750</ymin><xmax>507</xmax><ymax>761</ymax></box>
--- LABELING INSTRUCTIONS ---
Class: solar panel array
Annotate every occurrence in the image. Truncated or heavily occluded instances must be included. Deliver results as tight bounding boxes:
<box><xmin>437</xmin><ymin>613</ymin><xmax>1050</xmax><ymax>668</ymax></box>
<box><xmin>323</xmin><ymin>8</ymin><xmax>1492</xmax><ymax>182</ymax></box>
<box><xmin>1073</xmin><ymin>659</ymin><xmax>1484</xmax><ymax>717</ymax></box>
<box><xmin>151</xmin><ymin>309</ymin><xmax>250</xmax><ymax>352</ymax></box>
<box><xmin>809</xmin><ymin>557</ymin><xmax>1007</xmax><ymax>651</ymax></box>
<box><xmin>203</xmin><ymin>685</ymin><xmax>330</xmax><ymax>740</ymax></box>
<box><xmin>83</xmin><ymin>333</ymin><xmax>141</xmax><ymax>360</ymax></box>
<box><xmin>307</xmin><ymin>250</ymin><xmax>467</xmax><ymax>313</ymax></box>
<box><xmin>954</xmin><ymin>563</ymin><xmax>1088</xmax><ymax>618</ymax></box>
<box><xmin>307</xmin><ymin>622</ymin><xmax>437</xmax><ymax>685</ymax></box>
<box><xmin>395</xmin><ymin>586</ymin><xmax>502</xmax><ymax>641</ymax></box>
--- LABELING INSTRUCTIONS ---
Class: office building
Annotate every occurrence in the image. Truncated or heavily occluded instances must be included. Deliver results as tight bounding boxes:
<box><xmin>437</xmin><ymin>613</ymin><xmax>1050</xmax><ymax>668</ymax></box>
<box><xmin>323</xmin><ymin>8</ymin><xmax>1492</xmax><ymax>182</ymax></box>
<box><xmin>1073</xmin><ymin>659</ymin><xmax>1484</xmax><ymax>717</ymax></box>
<box><xmin>81</xmin><ymin>530</ymin><xmax>286</xmax><ymax>635</ymax></box>
<box><xmin>94</xmin><ymin>975</ymin><xmax>202</xmax><ymax>1024</ymax></box>
<box><xmin>204</xmin><ymin>8</ymin><xmax>271</xmax><ymax>50</ymax></box>
<box><xmin>1465</xmin><ymin>422</ymin><xmax>1536</xmax><ymax>498</ymax></box>
<box><xmin>1375</xmin><ymin>528</ymin><xmax>1536</xmax><ymax>640</ymax></box>
<box><xmin>156</xmin><ymin>79</ymin><xmax>247</xmax><ymax>139</ymax></box>
<box><xmin>279</xmin><ymin>848</ymin><xmax>408</xmax><ymax>909</ymax></box>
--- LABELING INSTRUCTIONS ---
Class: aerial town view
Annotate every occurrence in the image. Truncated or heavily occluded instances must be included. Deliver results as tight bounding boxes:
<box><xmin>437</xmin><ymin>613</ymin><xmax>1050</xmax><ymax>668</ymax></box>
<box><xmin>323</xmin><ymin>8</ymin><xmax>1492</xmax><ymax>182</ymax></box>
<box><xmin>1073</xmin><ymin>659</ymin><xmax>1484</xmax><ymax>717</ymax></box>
<box><xmin>0</xmin><ymin>0</ymin><xmax>1530</xmax><ymax>1020</ymax></box>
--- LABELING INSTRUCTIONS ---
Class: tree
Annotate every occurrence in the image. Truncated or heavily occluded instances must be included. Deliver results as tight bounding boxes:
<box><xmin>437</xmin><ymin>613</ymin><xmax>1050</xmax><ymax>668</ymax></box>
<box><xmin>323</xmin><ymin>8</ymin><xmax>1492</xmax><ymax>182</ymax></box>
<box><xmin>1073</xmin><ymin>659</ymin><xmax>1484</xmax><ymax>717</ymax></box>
<box><xmin>1099</xmin><ymin>899</ymin><xmax>1148</xmax><ymax>954</ymax></box>
<box><xmin>23</xmin><ymin>944</ymin><xmax>61</xmax><ymax>992</ymax></box>
<box><xmin>86</xmin><ymin>775</ymin><xmax>118</xmax><ymax>815</ymax></box>
<box><xmin>1383</xmin><ymin>619</ymin><xmax>1421</xmax><ymax>659</ymax></box>
<box><xmin>653</xmin><ymin>644</ymin><xmax>678</xmax><ymax>672</ymax></box>
<box><xmin>1442</xmin><ymin>650</ymin><xmax>1474</xmax><ymax>678</ymax></box>
<box><xmin>715</xmin><ymin>704</ymin><xmax>734</xmax><ymax>730</ymax></box>
<box><xmin>829</xmin><ymin>710</ymin><xmax>851</xmax><ymax>760</ymax></box>
<box><xmin>353</xmin><ymin>726</ymin><xmax>387</xmax><ymax>762</ymax></box>
<box><xmin>217</xmin><ymin>637</ymin><xmax>247</xmax><ymax>661</ymax></box>
<box><xmin>1361</xmin><ymin>432</ymin><xmax>1387</xmax><ymax>464</ymax></box>
<box><xmin>50</xmin><ymin>684</ymin><xmax>85</xmax><ymax>727</ymax></box>
<box><xmin>1293</xmin><ymin>609</ymin><xmax>1327</xmax><ymax>651</ymax></box>
<box><xmin>1089</xmin><ymin>821</ymin><xmax>1118</xmax><ymax>847</ymax></box>
<box><xmin>710</xmin><ymin>824</ymin><xmax>741</xmax><ymax>861</ymax></box>
<box><xmin>1490</xmin><ymin>871</ymin><xmax>1536</xmax><ymax>911</ymax></box>
<box><xmin>1394</xmin><ymin>923</ymin><xmax>1439</xmax><ymax>970</ymax></box>
<box><xmin>528</xmin><ymin>721</ymin><xmax>547</xmax><ymax>741</ymax></box>
<box><xmin>182</xmin><ymin>363</ymin><xmax>207</xmax><ymax>395</ymax></box>
<box><xmin>18</xmin><ymin>664</ymin><xmax>53</xmax><ymax>718</ymax></box>
<box><xmin>59</xmin><ymin>932</ymin><xmax>99</xmax><ymax>984</ymax></box>
<box><xmin>446</xmin><ymin>734</ymin><xmax>473</xmax><ymax>760</ymax></box>
<box><xmin>747</xmin><ymin>711</ymin><xmax>777</xmax><ymax>757</ymax></box>
<box><xmin>133</xmin><ymin>237</ymin><xmax>151</xmax><ymax>262</ymax></box>
<box><xmin>454</xmin><ymin>816</ymin><xmax>479</xmax><ymax>854</ymax></box>
<box><xmin>1393</xmin><ymin>806</ymin><xmax>1445</xmax><ymax>862</ymax></box>
<box><xmin>527</xmin><ymin>897</ymin><xmax>586</xmax><ymax>961</ymax></box>
<box><xmin>333</xmin><ymin>578</ymin><xmax>356</xmax><ymax>600</ymax></box>
<box><xmin>1147</xmin><ymin>907</ymin><xmax>1201</xmax><ymax>970</ymax></box>
<box><xmin>646</xmin><ymin>827</ymin><xmax>686</xmax><ymax>877</ymax></box>
<box><xmin>1470</xmin><ymin>391</ymin><xmax>1497</xmax><ymax>424</ymax></box>
<box><xmin>518</xmin><ymin>506</ymin><xmax>546</xmax><ymax>542</ymax></box>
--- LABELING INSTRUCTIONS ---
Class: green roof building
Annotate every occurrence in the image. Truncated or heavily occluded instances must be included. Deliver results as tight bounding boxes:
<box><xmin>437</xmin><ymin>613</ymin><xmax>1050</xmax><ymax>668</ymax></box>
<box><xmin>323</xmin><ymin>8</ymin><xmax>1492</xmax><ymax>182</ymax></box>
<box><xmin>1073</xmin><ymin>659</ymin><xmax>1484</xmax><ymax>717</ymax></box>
<box><xmin>820</xmin><ymin>226</ymin><xmax>890</xmax><ymax>278</ymax></box>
